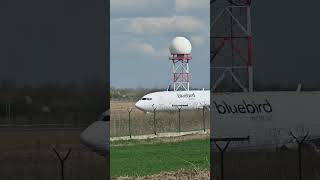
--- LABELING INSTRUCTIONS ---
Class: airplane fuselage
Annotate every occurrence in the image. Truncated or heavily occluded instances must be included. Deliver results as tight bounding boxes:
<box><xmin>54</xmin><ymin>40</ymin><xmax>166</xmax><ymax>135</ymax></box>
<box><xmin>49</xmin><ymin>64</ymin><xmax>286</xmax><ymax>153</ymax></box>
<box><xmin>80</xmin><ymin>91</ymin><xmax>320</xmax><ymax>153</ymax></box>
<box><xmin>212</xmin><ymin>91</ymin><xmax>320</xmax><ymax>151</ymax></box>
<box><xmin>135</xmin><ymin>90</ymin><xmax>210</xmax><ymax>112</ymax></box>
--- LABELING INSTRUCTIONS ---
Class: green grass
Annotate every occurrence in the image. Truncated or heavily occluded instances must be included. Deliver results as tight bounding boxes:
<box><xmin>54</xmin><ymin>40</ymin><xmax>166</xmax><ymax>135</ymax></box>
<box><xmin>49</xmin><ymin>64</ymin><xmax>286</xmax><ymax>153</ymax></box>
<box><xmin>110</xmin><ymin>138</ymin><xmax>209</xmax><ymax>177</ymax></box>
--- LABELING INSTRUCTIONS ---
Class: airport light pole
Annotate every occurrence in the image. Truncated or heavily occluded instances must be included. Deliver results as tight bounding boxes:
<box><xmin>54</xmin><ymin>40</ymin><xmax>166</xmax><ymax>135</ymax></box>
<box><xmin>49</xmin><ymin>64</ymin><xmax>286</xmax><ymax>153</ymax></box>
<box><xmin>178</xmin><ymin>107</ymin><xmax>182</xmax><ymax>132</ymax></box>
<box><xmin>5</xmin><ymin>103</ymin><xmax>11</xmax><ymax>123</ymax></box>
<box><xmin>127</xmin><ymin>108</ymin><xmax>132</xmax><ymax>138</ymax></box>
<box><xmin>212</xmin><ymin>136</ymin><xmax>250</xmax><ymax>180</ymax></box>
<box><xmin>214</xmin><ymin>141</ymin><xmax>230</xmax><ymax>180</ymax></box>
<box><xmin>51</xmin><ymin>147</ymin><xmax>71</xmax><ymax>180</ymax></box>
<box><xmin>289</xmin><ymin>131</ymin><xmax>309</xmax><ymax>180</ymax></box>
<box><xmin>152</xmin><ymin>105</ymin><xmax>157</xmax><ymax>135</ymax></box>
<box><xmin>202</xmin><ymin>105</ymin><xmax>206</xmax><ymax>132</ymax></box>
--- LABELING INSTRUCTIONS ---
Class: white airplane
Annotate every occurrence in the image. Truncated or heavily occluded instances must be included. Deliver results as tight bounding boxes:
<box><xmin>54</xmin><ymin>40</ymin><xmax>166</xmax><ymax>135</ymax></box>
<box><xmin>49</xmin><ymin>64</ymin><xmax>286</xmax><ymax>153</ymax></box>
<box><xmin>135</xmin><ymin>90</ymin><xmax>210</xmax><ymax>112</ymax></box>
<box><xmin>211</xmin><ymin>91</ymin><xmax>320</xmax><ymax>151</ymax></box>
<box><xmin>80</xmin><ymin>110</ymin><xmax>109</xmax><ymax>157</ymax></box>
<box><xmin>79</xmin><ymin>86</ymin><xmax>320</xmax><ymax>153</ymax></box>
<box><xmin>135</xmin><ymin>87</ymin><xmax>320</xmax><ymax>151</ymax></box>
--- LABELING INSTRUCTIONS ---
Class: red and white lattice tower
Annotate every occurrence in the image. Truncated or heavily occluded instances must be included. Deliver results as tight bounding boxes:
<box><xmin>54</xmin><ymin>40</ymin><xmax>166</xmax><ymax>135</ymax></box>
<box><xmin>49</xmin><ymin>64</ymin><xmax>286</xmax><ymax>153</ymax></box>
<box><xmin>169</xmin><ymin>37</ymin><xmax>192</xmax><ymax>91</ymax></box>
<box><xmin>211</xmin><ymin>0</ymin><xmax>253</xmax><ymax>92</ymax></box>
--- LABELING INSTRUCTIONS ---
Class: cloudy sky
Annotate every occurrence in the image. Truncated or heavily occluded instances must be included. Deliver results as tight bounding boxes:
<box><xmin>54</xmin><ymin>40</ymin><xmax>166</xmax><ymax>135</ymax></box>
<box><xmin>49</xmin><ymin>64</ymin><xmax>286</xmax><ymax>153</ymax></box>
<box><xmin>251</xmin><ymin>1</ymin><xmax>320</xmax><ymax>89</ymax></box>
<box><xmin>0</xmin><ymin>0</ymin><xmax>107</xmax><ymax>86</ymax></box>
<box><xmin>110</xmin><ymin>0</ymin><xmax>210</xmax><ymax>89</ymax></box>
<box><xmin>3</xmin><ymin>0</ymin><xmax>320</xmax><ymax>90</ymax></box>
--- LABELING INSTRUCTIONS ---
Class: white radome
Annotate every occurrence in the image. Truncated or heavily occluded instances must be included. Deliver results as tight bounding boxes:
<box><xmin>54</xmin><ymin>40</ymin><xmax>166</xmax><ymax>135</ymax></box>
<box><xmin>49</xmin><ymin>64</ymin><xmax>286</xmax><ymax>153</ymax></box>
<box><xmin>169</xmin><ymin>37</ymin><xmax>192</xmax><ymax>54</ymax></box>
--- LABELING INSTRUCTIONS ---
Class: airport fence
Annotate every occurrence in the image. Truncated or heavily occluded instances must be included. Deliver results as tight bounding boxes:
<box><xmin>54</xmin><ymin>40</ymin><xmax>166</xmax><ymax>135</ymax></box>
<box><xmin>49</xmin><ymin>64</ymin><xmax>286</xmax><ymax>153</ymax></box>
<box><xmin>110</xmin><ymin>106</ymin><xmax>210</xmax><ymax>137</ymax></box>
<box><xmin>0</xmin><ymin>102</ymin><xmax>99</xmax><ymax>128</ymax></box>
<box><xmin>211</xmin><ymin>132</ymin><xmax>320</xmax><ymax>180</ymax></box>
<box><xmin>0</xmin><ymin>145</ymin><xmax>108</xmax><ymax>180</ymax></box>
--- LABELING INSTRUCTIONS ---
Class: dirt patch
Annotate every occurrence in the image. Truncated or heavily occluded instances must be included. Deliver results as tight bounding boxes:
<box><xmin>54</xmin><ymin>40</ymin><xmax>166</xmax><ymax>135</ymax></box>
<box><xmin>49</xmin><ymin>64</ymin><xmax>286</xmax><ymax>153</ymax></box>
<box><xmin>113</xmin><ymin>169</ymin><xmax>209</xmax><ymax>180</ymax></box>
<box><xmin>111</xmin><ymin>101</ymin><xmax>137</xmax><ymax>111</ymax></box>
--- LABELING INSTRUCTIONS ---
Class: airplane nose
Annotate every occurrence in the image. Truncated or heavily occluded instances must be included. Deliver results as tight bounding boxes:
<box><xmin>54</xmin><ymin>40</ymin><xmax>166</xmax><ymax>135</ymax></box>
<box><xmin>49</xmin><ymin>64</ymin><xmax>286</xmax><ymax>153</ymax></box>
<box><xmin>135</xmin><ymin>101</ymin><xmax>144</xmax><ymax>111</ymax></box>
<box><xmin>80</xmin><ymin>121</ymin><xmax>109</xmax><ymax>157</ymax></box>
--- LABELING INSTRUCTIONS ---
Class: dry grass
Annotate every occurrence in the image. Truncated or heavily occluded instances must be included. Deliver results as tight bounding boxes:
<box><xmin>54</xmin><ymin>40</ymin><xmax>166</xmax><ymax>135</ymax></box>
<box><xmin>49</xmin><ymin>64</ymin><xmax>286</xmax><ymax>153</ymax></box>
<box><xmin>113</xmin><ymin>169</ymin><xmax>209</xmax><ymax>180</ymax></box>
<box><xmin>111</xmin><ymin>133</ymin><xmax>209</xmax><ymax>147</ymax></box>
<box><xmin>0</xmin><ymin>131</ymin><xmax>108</xmax><ymax>180</ymax></box>
<box><xmin>212</xmin><ymin>148</ymin><xmax>320</xmax><ymax>180</ymax></box>
<box><xmin>111</xmin><ymin>101</ymin><xmax>136</xmax><ymax>111</ymax></box>
<box><xmin>0</xmin><ymin>131</ymin><xmax>81</xmax><ymax>149</ymax></box>
<box><xmin>110</xmin><ymin>101</ymin><xmax>210</xmax><ymax>137</ymax></box>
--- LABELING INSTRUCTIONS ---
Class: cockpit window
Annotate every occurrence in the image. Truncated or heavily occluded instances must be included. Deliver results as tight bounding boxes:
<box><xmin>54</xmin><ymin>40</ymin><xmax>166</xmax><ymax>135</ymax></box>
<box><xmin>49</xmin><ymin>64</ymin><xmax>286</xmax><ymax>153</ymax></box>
<box><xmin>101</xmin><ymin>115</ymin><xmax>109</xmax><ymax>121</ymax></box>
<box><xmin>97</xmin><ymin>110</ymin><xmax>110</xmax><ymax>121</ymax></box>
<box><xmin>99</xmin><ymin>114</ymin><xmax>109</xmax><ymax>121</ymax></box>
<box><xmin>141</xmin><ymin>97</ymin><xmax>152</xmax><ymax>100</ymax></box>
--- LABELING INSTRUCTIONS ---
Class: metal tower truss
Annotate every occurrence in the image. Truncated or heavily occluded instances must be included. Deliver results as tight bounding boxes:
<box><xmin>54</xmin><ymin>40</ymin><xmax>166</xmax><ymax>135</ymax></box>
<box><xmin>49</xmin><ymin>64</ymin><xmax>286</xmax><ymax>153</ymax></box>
<box><xmin>170</xmin><ymin>54</ymin><xmax>192</xmax><ymax>91</ymax></box>
<box><xmin>211</xmin><ymin>0</ymin><xmax>253</xmax><ymax>92</ymax></box>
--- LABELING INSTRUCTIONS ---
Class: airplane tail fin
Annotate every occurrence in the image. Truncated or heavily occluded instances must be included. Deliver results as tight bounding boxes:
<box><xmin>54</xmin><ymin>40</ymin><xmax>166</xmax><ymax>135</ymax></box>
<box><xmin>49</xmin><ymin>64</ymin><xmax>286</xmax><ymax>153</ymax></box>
<box><xmin>296</xmin><ymin>83</ymin><xmax>302</xmax><ymax>92</ymax></box>
<box><xmin>167</xmin><ymin>85</ymin><xmax>171</xmax><ymax>91</ymax></box>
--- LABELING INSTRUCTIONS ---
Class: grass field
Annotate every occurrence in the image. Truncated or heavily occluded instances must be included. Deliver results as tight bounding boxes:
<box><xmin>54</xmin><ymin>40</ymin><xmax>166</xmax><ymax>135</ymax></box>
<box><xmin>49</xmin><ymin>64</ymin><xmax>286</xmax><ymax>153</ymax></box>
<box><xmin>110</xmin><ymin>137</ymin><xmax>209</xmax><ymax>178</ymax></box>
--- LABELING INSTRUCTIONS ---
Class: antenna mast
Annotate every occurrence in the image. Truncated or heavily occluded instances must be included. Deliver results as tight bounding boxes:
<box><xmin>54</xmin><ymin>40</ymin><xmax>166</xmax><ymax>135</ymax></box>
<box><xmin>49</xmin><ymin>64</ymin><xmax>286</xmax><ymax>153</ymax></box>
<box><xmin>211</xmin><ymin>0</ymin><xmax>253</xmax><ymax>92</ymax></box>
<box><xmin>169</xmin><ymin>37</ymin><xmax>193</xmax><ymax>91</ymax></box>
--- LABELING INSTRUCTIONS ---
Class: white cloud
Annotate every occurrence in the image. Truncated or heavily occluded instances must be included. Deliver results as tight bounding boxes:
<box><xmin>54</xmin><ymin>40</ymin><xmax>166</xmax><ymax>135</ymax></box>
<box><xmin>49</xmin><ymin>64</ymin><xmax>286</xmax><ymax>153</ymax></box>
<box><xmin>111</xmin><ymin>0</ymin><xmax>150</xmax><ymax>8</ymax></box>
<box><xmin>126</xmin><ymin>16</ymin><xmax>206</xmax><ymax>35</ymax></box>
<box><xmin>127</xmin><ymin>42</ymin><xmax>169</xmax><ymax>58</ymax></box>
<box><xmin>111</xmin><ymin>0</ymin><xmax>173</xmax><ymax>18</ymax></box>
<box><xmin>175</xmin><ymin>0</ymin><xmax>209</xmax><ymax>12</ymax></box>
<box><xmin>128</xmin><ymin>42</ymin><xmax>156</xmax><ymax>55</ymax></box>
<box><xmin>111</xmin><ymin>0</ymin><xmax>167</xmax><ymax>10</ymax></box>
<box><xmin>190</xmin><ymin>35</ymin><xmax>207</xmax><ymax>46</ymax></box>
